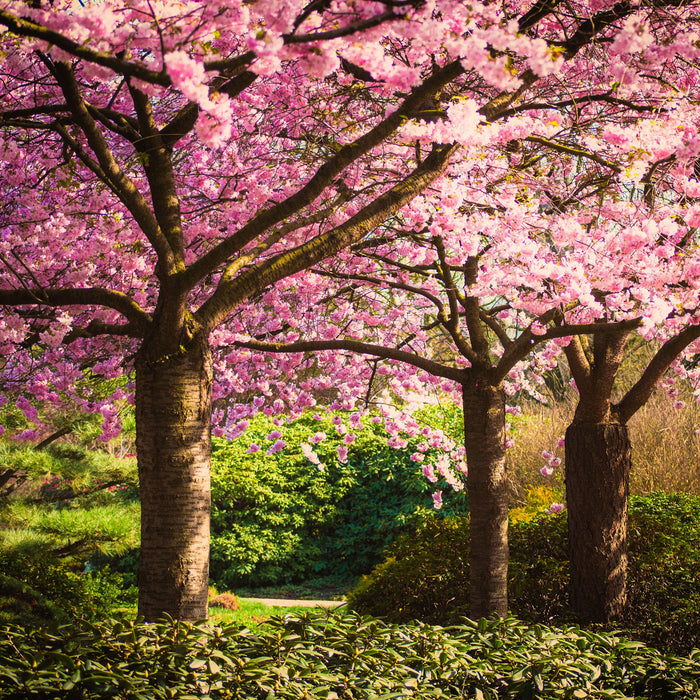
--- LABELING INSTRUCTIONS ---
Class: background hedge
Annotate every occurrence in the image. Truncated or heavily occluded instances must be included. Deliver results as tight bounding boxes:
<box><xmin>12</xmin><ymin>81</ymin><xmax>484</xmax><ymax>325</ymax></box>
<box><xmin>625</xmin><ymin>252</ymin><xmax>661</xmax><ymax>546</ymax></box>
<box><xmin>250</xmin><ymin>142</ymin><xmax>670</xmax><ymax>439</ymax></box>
<box><xmin>209</xmin><ymin>411</ymin><xmax>468</xmax><ymax>589</ymax></box>
<box><xmin>347</xmin><ymin>491</ymin><xmax>700</xmax><ymax>655</ymax></box>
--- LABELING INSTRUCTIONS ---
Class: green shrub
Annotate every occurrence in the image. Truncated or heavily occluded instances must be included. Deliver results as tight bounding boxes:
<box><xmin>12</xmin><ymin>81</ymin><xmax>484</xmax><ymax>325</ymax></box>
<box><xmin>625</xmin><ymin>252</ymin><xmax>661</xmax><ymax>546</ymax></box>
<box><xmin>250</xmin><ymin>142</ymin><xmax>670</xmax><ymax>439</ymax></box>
<box><xmin>348</xmin><ymin>492</ymin><xmax>700</xmax><ymax>655</ymax></box>
<box><xmin>0</xmin><ymin>611</ymin><xmax>698</xmax><ymax>698</ymax></box>
<box><xmin>0</xmin><ymin>551</ymin><xmax>136</xmax><ymax>626</ymax></box>
<box><xmin>210</xmin><ymin>411</ymin><xmax>468</xmax><ymax>588</ymax></box>
<box><xmin>0</xmin><ymin>573</ymin><xmax>68</xmax><ymax>627</ymax></box>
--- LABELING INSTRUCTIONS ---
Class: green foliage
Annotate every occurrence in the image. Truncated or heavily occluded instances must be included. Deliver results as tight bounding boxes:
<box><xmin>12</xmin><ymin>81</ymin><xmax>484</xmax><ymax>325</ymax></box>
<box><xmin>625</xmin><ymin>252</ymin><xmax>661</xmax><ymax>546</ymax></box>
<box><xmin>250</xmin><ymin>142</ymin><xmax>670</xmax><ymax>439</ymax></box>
<box><xmin>625</xmin><ymin>492</ymin><xmax>700</xmax><ymax>655</ymax></box>
<box><xmin>0</xmin><ymin>437</ymin><xmax>139</xmax><ymax>625</ymax></box>
<box><xmin>0</xmin><ymin>611</ymin><xmax>698</xmax><ymax>698</ymax></box>
<box><xmin>0</xmin><ymin>551</ymin><xmax>136</xmax><ymax>626</ymax></box>
<box><xmin>210</xmin><ymin>411</ymin><xmax>468</xmax><ymax>588</ymax></box>
<box><xmin>0</xmin><ymin>441</ymin><xmax>137</xmax><ymax>498</ymax></box>
<box><xmin>0</xmin><ymin>573</ymin><xmax>68</xmax><ymax>627</ymax></box>
<box><xmin>348</xmin><ymin>492</ymin><xmax>700</xmax><ymax>655</ymax></box>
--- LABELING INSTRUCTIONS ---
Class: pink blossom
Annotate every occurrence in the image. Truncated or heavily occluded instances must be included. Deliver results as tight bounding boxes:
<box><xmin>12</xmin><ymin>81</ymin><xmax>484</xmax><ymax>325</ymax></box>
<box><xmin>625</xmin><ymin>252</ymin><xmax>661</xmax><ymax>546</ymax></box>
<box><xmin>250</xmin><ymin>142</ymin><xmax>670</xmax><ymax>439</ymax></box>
<box><xmin>422</xmin><ymin>464</ymin><xmax>438</xmax><ymax>483</ymax></box>
<box><xmin>432</xmin><ymin>491</ymin><xmax>443</xmax><ymax>510</ymax></box>
<box><xmin>247</xmin><ymin>443</ymin><xmax>261</xmax><ymax>454</ymax></box>
<box><xmin>310</xmin><ymin>431</ymin><xmax>327</xmax><ymax>443</ymax></box>
<box><xmin>164</xmin><ymin>52</ymin><xmax>208</xmax><ymax>105</ymax></box>
<box><xmin>337</xmin><ymin>445</ymin><xmax>348</xmax><ymax>464</ymax></box>
<box><xmin>16</xmin><ymin>396</ymin><xmax>38</xmax><ymax>423</ymax></box>
<box><xmin>301</xmin><ymin>442</ymin><xmax>320</xmax><ymax>465</ymax></box>
<box><xmin>266</xmin><ymin>439</ymin><xmax>286</xmax><ymax>455</ymax></box>
<box><xmin>349</xmin><ymin>412</ymin><xmax>363</xmax><ymax>429</ymax></box>
<box><xmin>266</xmin><ymin>430</ymin><xmax>282</xmax><ymax>441</ymax></box>
<box><xmin>540</xmin><ymin>465</ymin><xmax>554</xmax><ymax>477</ymax></box>
<box><xmin>547</xmin><ymin>503</ymin><xmax>565</xmax><ymax>514</ymax></box>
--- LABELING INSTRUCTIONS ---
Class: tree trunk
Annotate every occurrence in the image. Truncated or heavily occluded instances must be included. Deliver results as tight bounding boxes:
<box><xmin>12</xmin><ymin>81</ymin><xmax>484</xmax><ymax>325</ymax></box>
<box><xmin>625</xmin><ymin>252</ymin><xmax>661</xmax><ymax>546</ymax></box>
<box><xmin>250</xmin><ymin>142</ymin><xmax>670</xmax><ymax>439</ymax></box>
<box><xmin>565</xmin><ymin>422</ymin><xmax>631</xmax><ymax>623</ymax></box>
<box><xmin>463</xmin><ymin>379</ymin><xmax>508</xmax><ymax>619</ymax></box>
<box><xmin>135</xmin><ymin>334</ymin><xmax>213</xmax><ymax>621</ymax></box>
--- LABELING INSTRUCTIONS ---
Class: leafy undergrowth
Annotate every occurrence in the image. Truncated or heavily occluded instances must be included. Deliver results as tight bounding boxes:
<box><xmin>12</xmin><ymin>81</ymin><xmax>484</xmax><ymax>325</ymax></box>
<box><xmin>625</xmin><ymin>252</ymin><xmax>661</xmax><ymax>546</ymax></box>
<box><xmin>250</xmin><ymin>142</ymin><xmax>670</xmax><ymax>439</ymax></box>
<box><xmin>1</xmin><ymin>611</ymin><xmax>699</xmax><ymax>699</ymax></box>
<box><xmin>348</xmin><ymin>492</ymin><xmax>700</xmax><ymax>655</ymax></box>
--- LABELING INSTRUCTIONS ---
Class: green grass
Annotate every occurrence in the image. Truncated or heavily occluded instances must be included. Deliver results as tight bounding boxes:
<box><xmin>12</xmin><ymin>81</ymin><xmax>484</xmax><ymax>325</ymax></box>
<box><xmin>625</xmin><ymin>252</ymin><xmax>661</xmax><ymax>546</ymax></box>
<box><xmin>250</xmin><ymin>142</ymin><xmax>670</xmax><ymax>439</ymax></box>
<box><xmin>114</xmin><ymin>599</ymin><xmax>333</xmax><ymax>629</ymax></box>
<box><xmin>210</xmin><ymin>599</ymin><xmax>319</xmax><ymax>627</ymax></box>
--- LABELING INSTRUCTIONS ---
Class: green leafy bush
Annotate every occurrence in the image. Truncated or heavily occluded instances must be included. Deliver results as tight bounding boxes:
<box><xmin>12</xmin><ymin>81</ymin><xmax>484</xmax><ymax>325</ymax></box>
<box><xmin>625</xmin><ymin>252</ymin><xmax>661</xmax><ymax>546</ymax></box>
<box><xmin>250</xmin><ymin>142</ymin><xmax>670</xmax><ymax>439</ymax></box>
<box><xmin>210</xmin><ymin>411</ymin><xmax>468</xmax><ymax>588</ymax></box>
<box><xmin>348</xmin><ymin>492</ymin><xmax>700</xmax><ymax>655</ymax></box>
<box><xmin>0</xmin><ymin>551</ymin><xmax>136</xmax><ymax>626</ymax></box>
<box><xmin>0</xmin><ymin>611</ymin><xmax>698</xmax><ymax>698</ymax></box>
<box><xmin>0</xmin><ymin>573</ymin><xmax>68</xmax><ymax>627</ymax></box>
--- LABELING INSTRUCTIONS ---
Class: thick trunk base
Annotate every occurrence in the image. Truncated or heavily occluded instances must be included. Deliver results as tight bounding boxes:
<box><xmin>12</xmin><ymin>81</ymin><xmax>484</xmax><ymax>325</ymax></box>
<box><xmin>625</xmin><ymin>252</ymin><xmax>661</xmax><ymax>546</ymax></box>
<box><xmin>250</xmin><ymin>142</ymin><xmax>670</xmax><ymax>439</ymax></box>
<box><xmin>565</xmin><ymin>422</ymin><xmax>631</xmax><ymax>624</ymax></box>
<box><xmin>136</xmin><ymin>337</ymin><xmax>213</xmax><ymax>622</ymax></box>
<box><xmin>463</xmin><ymin>380</ymin><xmax>508</xmax><ymax>619</ymax></box>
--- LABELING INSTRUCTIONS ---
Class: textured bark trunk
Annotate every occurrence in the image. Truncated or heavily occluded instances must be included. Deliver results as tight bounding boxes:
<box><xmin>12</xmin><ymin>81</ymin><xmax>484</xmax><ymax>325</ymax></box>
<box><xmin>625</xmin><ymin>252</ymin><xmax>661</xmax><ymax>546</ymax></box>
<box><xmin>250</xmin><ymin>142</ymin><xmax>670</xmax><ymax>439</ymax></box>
<box><xmin>565</xmin><ymin>422</ymin><xmax>631</xmax><ymax>623</ymax></box>
<box><xmin>463</xmin><ymin>380</ymin><xmax>508</xmax><ymax>619</ymax></box>
<box><xmin>135</xmin><ymin>334</ymin><xmax>213</xmax><ymax>621</ymax></box>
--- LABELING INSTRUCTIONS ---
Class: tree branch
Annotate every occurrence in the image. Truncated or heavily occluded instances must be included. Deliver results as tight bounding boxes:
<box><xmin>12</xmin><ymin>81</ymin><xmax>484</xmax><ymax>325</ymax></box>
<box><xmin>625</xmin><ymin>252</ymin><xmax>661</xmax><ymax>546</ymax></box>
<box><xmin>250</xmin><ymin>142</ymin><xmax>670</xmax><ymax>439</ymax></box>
<box><xmin>495</xmin><ymin>317</ymin><xmax>642</xmax><ymax>383</ymax></box>
<box><xmin>52</xmin><ymin>62</ymin><xmax>176</xmax><ymax>276</ymax></box>
<box><xmin>236</xmin><ymin>338</ymin><xmax>465</xmax><ymax>382</ymax></box>
<box><xmin>310</xmin><ymin>268</ymin><xmax>447</xmax><ymax>315</ymax></box>
<box><xmin>525</xmin><ymin>136</ymin><xmax>622</xmax><ymax>173</ymax></box>
<box><xmin>180</xmin><ymin>61</ymin><xmax>465</xmax><ymax>288</ymax></box>
<box><xmin>0</xmin><ymin>10</ymin><xmax>170</xmax><ymax>85</ymax></box>
<box><xmin>617</xmin><ymin>323</ymin><xmax>700</xmax><ymax>423</ymax></box>
<box><xmin>435</xmin><ymin>240</ymin><xmax>478</xmax><ymax>363</ymax></box>
<box><xmin>197</xmin><ymin>142</ymin><xmax>459</xmax><ymax>330</ymax></box>
<box><xmin>0</xmin><ymin>287</ymin><xmax>151</xmax><ymax>331</ymax></box>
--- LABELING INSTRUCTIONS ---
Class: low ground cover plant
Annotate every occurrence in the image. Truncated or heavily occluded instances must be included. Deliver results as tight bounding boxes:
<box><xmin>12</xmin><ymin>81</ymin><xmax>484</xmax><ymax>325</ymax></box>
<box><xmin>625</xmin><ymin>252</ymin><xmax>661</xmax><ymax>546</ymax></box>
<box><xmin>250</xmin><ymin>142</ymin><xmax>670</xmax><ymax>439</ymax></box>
<box><xmin>1</xmin><ymin>611</ymin><xmax>698</xmax><ymax>699</ymax></box>
<box><xmin>348</xmin><ymin>492</ymin><xmax>700</xmax><ymax>655</ymax></box>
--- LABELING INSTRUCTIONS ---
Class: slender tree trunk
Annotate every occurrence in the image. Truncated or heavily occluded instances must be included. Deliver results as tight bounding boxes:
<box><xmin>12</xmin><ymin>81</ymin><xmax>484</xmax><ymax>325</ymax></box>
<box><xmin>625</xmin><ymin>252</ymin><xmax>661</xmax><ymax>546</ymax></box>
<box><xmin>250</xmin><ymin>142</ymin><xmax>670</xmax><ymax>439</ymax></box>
<box><xmin>565</xmin><ymin>422</ymin><xmax>631</xmax><ymax>623</ymax></box>
<box><xmin>135</xmin><ymin>334</ymin><xmax>213</xmax><ymax>621</ymax></box>
<box><xmin>463</xmin><ymin>379</ymin><xmax>508</xmax><ymax>619</ymax></box>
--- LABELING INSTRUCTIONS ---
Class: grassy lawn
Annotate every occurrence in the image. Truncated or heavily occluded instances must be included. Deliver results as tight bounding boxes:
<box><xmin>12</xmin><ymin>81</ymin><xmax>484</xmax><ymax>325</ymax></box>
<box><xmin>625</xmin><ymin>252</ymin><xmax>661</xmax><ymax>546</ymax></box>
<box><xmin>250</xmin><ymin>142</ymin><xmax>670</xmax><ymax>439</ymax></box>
<box><xmin>209</xmin><ymin>599</ymin><xmax>324</xmax><ymax>627</ymax></box>
<box><xmin>114</xmin><ymin>598</ymin><xmax>334</xmax><ymax>628</ymax></box>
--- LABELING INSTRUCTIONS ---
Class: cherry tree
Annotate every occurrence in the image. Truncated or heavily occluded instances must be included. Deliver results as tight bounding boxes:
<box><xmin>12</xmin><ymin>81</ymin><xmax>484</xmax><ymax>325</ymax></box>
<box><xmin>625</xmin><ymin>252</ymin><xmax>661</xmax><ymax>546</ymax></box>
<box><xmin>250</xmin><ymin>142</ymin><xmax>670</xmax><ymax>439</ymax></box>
<box><xmin>1</xmin><ymin>0</ymin><xmax>698</xmax><ymax>622</ymax></box>
<box><xmin>234</xmin><ymin>48</ymin><xmax>700</xmax><ymax>620</ymax></box>
<box><xmin>546</xmin><ymin>181</ymin><xmax>700</xmax><ymax>621</ymax></box>
<box><xmin>228</xmin><ymin>187</ymin><xmax>669</xmax><ymax>619</ymax></box>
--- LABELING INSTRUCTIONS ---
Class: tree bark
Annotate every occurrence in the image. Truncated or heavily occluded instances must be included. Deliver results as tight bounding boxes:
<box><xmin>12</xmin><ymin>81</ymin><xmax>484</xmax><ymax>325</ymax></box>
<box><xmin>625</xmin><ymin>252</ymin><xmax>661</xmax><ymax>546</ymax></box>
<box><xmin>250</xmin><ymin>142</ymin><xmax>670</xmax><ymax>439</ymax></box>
<box><xmin>135</xmin><ymin>334</ymin><xmax>213</xmax><ymax>621</ymax></box>
<box><xmin>565</xmin><ymin>422</ymin><xmax>631</xmax><ymax>623</ymax></box>
<box><xmin>463</xmin><ymin>379</ymin><xmax>509</xmax><ymax>619</ymax></box>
